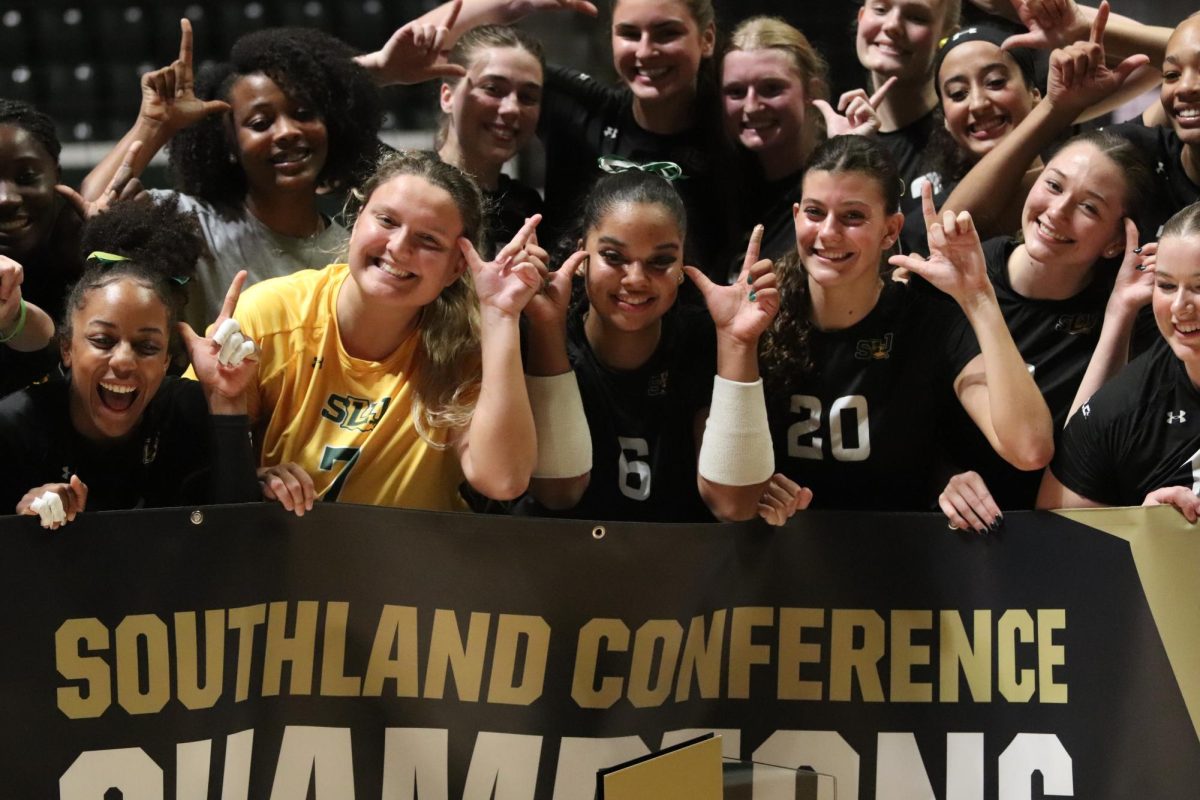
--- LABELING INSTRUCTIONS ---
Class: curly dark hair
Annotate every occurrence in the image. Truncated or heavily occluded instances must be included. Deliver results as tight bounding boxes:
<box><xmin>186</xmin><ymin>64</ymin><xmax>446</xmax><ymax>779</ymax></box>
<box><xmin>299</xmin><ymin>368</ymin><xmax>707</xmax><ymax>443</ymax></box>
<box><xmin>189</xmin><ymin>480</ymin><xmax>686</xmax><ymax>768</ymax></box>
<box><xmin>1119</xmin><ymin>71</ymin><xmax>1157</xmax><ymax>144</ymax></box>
<box><xmin>760</xmin><ymin>136</ymin><xmax>900</xmax><ymax>392</ymax></box>
<box><xmin>62</xmin><ymin>196</ymin><xmax>206</xmax><ymax>343</ymax></box>
<box><xmin>0</xmin><ymin>98</ymin><xmax>61</xmax><ymax>164</ymax></box>
<box><xmin>168</xmin><ymin>27</ymin><xmax>383</xmax><ymax>208</ymax></box>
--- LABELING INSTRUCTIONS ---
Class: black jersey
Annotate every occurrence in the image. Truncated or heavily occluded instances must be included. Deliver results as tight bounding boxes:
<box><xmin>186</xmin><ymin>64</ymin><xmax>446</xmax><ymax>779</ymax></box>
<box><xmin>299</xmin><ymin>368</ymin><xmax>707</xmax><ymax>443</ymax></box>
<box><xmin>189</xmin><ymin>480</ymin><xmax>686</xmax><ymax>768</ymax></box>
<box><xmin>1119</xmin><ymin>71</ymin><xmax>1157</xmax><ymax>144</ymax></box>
<box><xmin>1106</xmin><ymin>122</ymin><xmax>1200</xmax><ymax>237</ymax></box>
<box><xmin>533</xmin><ymin>305</ymin><xmax>717</xmax><ymax>522</ymax></box>
<box><xmin>538</xmin><ymin>66</ymin><xmax>729</xmax><ymax>280</ymax></box>
<box><xmin>0</xmin><ymin>376</ymin><xmax>259</xmax><ymax>513</ymax></box>
<box><xmin>1051</xmin><ymin>342</ymin><xmax>1200</xmax><ymax>506</ymax></box>
<box><xmin>941</xmin><ymin>237</ymin><xmax>1114</xmax><ymax>507</ymax></box>
<box><xmin>878</xmin><ymin>110</ymin><xmax>938</xmax><ymax>214</ymax></box>
<box><xmin>483</xmin><ymin>174</ymin><xmax>543</xmax><ymax>259</ymax></box>
<box><xmin>766</xmin><ymin>280</ymin><xmax>980</xmax><ymax>510</ymax></box>
<box><xmin>718</xmin><ymin>165</ymin><xmax>804</xmax><ymax>283</ymax></box>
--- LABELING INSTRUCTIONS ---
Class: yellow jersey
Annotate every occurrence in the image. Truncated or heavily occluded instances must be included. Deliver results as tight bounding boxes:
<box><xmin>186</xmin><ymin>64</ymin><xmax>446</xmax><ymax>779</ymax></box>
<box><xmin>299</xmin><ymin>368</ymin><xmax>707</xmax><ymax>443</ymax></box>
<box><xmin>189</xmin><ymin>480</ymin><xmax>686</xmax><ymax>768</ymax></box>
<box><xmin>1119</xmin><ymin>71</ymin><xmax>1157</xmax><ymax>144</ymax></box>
<box><xmin>226</xmin><ymin>265</ymin><xmax>467</xmax><ymax>511</ymax></box>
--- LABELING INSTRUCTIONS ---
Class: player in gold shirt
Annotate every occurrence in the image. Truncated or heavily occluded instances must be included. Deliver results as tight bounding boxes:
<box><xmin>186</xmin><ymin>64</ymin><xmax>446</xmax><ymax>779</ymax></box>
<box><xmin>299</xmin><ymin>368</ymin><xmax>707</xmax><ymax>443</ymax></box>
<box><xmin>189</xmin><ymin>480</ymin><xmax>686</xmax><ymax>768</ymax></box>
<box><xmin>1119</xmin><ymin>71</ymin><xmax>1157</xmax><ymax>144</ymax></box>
<box><xmin>229</xmin><ymin>151</ymin><xmax>543</xmax><ymax>512</ymax></box>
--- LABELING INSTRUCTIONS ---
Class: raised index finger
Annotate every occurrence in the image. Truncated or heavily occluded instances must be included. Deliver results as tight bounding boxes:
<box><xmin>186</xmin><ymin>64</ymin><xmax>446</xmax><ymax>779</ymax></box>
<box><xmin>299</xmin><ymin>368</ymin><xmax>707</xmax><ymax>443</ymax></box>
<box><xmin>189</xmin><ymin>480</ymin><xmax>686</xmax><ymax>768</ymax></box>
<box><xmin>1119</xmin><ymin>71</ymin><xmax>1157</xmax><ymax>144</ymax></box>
<box><xmin>179</xmin><ymin>18</ymin><xmax>194</xmax><ymax>67</ymax></box>
<box><xmin>496</xmin><ymin>214</ymin><xmax>542</xmax><ymax>263</ymax></box>
<box><xmin>868</xmin><ymin>76</ymin><xmax>897</xmax><ymax>108</ymax></box>
<box><xmin>921</xmin><ymin>179</ymin><xmax>938</xmax><ymax>231</ymax></box>
<box><xmin>1088</xmin><ymin>0</ymin><xmax>1109</xmax><ymax>45</ymax></box>
<box><xmin>741</xmin><ymin>223</ymin><xmax>764</xmax><ymax>277</ymax></box>
<box><xmin>219</xmin><ymin>270</ymin><xmax>248</xmax><ymax>321</ymax></box>
<box><xmin>442</xmin><ymin>0</ymin><xmax>463</xmax><ymax>32</ymax></box>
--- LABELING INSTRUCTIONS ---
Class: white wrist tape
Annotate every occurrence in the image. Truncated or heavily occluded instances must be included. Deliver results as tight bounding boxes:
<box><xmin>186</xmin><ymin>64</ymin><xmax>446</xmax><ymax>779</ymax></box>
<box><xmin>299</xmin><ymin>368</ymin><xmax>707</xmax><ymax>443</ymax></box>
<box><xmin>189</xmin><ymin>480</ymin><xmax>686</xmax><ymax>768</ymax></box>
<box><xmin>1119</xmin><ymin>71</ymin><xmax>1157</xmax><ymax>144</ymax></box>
<box><xmin>526</xmin><ymin>372</ymin><xmax>592</xmax><ymax>479</ymax></box>
<box><xmin>699</xmin><ymin>376</ymin><xmax>775</xmax><ymax>486</ymax></box>
<box><xmin>30</xmin><ymin>491</ymin><xmax>66</xmax><ymax>527</ymax></box>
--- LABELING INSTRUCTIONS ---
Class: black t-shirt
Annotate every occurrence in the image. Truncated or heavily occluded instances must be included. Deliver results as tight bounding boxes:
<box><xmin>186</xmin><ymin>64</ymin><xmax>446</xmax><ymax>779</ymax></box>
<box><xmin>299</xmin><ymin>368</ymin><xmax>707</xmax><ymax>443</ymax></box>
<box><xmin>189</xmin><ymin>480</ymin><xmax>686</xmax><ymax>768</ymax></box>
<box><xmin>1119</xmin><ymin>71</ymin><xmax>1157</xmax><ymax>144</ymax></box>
<box><xmin>1052</xmin><ymin>342</ymin><xmax>1200</xmax><ymax>506</ymax></box>
<box><xmin>0</xmin><ymin>376</ymin><xmax>259</xmax><ymax>513</ymax></box>
<box><xmin>524</xmin><ymin>305</ymin><xmax>717</xmax><ymax>522</ymax></box>
<box><xmin>538</xmin><ymin>65</ymin><xmax>730</xmax><ymax>280</ymax></box>
<box><xmin>718</xmin><ymin>165</ymin><xmax>804</xmax><ymax>284</ymax></box>
<box><xmin>878</xmin><ymin>110</ymin><xmax>938</xmax><ymax>214</ymax></box>
<box><xmin>482</xmin><ymin>173</ymin><xmax>544</xmax><ymax>258</ymax></box>
<box><xmin>942</xmin><ymin>237</ymin><xmax>1114</xmax><ymax>507</ymax></box>
<box><xmin>1105</xmin><ymin>122</ymin><xmax>1200</xmax><ymax>236</ymax></box>
<box><xmin>766</xmin><ymin>279</ymin><xmax>980</xmax><ymax>510</ymax></box>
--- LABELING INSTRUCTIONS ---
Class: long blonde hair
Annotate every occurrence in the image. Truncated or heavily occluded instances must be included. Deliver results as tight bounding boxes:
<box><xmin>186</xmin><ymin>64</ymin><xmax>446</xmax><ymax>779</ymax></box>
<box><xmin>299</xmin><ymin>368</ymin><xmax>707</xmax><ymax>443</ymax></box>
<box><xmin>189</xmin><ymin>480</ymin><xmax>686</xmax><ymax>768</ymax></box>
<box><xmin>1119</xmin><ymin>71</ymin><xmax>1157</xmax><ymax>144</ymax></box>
<box><xmin>348</xmin><ymin>150</ymin><xmax>487</xmax><ymax>445</ymax></box>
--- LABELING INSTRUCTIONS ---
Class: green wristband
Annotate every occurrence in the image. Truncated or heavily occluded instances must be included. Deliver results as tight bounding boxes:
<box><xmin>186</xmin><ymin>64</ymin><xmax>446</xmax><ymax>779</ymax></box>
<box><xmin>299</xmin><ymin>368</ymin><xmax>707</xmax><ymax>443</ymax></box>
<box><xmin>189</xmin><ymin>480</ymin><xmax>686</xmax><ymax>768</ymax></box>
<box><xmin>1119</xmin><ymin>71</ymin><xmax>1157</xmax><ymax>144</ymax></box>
<box><xmin>0</xmin><ymin>298</ymin><xmax>26</xmax><ymax>344</ymax></box>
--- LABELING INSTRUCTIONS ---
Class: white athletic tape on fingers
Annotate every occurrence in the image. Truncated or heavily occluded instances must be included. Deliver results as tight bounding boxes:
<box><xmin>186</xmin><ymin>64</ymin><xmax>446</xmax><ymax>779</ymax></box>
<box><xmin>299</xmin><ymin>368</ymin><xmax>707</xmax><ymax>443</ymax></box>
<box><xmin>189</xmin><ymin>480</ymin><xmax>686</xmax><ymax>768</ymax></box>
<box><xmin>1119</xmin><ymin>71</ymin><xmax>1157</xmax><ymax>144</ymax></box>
<box><xmin>699</xmin><ymin>376</ymin><xmax>774</xmax><ymax>486</ymax></box>
<box><xmin>31</xmin><ymin>491</ymin><xmax>65</xmax><ymax>526</ymax></box>
<box><xmin>212</xmin><ymin>318</ymin><xmax>240</xmax><ymax>347</ymax></box>
<box><xmin>229</xmin><ymin>339</ymin><xmax>256</xmax><ymax>367</ymax></box>
<box><xmin>218</xmin><ymin>331</ymin><xmax>246</xmax><ymax>366</ymax></box>
<box><xmin>526</xmin><ymin>372</ymin><xmax>592</xmax><ymax>479</ymax></box>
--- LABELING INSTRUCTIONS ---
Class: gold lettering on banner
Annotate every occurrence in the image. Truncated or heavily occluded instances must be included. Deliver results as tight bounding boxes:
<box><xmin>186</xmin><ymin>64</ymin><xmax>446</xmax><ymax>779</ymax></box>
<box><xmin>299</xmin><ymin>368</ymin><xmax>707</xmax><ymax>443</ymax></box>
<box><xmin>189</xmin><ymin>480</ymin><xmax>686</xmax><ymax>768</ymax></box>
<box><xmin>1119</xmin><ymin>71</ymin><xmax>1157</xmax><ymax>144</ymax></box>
<box><xmin>729</xmin><ymin>607</ymin><xmax>774</xmax><ymax>699</ymax></box>
<box><xmin>48</xmin><ymin>603</ymin><xmax>1069</xmax><ymax>713</ymax></box>
<box><xmin>227</xmin><ymin>604</ymin><xmax>266</xmax><ymax>702</ymax></box>
<box><xmin>628</xmin><ymin>620</ymin><xmax>683</xmax><ymax>708</ymax></box>
<box><xmin>115</xmin><ymin>614</ymin><xmax>171</xmax><ymax>714</ymax></box>
<box><xmin>425</xmin><ymin>609</ymin><xmax>490</xmax><ymax>702</ymax></box>
<box><xmin>998</xmin><ymin>610</ymin><xmax>1036</xmax><ymax>702</ymax></box>
<box><xmin>1037</xmin><ymin>610</ymin><xmax>1068</xmax><ymax>703</ymax></box>
<box><xmin>320</xmin><ymin>602</ymin><xmax>362</xmax><ymax>697</ymax></box>
<box><xmin>572</xmin><ymin>618</ymin><xmax>629</xmax><ymax>709</ymax></box>
<box><xmin>939</xmin><ymin>610</ymin><xmax>992</xmax><ymax>702</ymax></box>
<box><xmin>55</xmin><ymin>618</ymin><xmax>111</xmax><ymax>719</ymax></box>
<box><xmin>890</xmin><ymin>611</ymin><xmax>933</xmax><ymax>703</ymax></box>
<box><xmin>262</xmin><ymin>601</ymin><xmax>318</xmax><ymax>697</ymax></box>
<box><xmin>175</xmin><ymin>609</ymin><xmax>225</xmax><ymax>710</ymax></box>
<box><xmin>487</xmin><ymin>614</ymin><xmax>549</xmax><ymax>705</ymax></box>
<box><xmin>778</xmin><ymin>608</ymin><xmax>824</xmax><ymax>701</ymax></box>
<box><xmin>363</xmin><ymin>605</ymin><xmax>419</xmax><ymax>697</ymax></box>
<box><xmin>830</xmin><ymin>610</ymin><xmax>885</xmax><ymax>702</ymax></box>
<box><xmin>675</xmin><ymin>610</ymin><xmax>726</xmax><ymax>702</ymax></box>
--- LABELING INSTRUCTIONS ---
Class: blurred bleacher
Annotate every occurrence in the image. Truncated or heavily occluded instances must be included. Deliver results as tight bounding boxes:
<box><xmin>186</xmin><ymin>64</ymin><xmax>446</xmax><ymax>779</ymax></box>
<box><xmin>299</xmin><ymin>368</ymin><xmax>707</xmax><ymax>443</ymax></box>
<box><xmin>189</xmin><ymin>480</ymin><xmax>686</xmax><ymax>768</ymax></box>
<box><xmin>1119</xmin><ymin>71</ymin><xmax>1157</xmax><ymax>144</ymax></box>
<box><xmin>0</xmin><ymin>0</ymin><xmax>598</xmax><ymax>187</ymax></box>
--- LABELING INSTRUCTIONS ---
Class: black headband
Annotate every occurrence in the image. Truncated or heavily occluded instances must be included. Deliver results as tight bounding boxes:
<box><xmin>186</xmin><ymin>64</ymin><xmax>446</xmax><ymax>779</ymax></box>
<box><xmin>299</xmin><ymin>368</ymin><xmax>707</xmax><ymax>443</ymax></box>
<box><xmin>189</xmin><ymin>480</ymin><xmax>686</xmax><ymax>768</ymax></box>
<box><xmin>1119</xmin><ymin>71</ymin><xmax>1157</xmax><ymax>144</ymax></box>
<box><xmin>933</xmin><ymin>22</ymin><xmax>1037</xmax><ymax>98</ymax></box>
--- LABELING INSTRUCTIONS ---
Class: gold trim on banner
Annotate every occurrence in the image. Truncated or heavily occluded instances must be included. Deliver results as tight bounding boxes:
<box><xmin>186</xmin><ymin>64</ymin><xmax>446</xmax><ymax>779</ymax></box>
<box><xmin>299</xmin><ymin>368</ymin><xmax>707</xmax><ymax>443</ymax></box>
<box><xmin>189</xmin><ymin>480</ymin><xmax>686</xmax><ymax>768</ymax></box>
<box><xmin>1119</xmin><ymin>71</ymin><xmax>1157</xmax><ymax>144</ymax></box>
<box><xmin>1056</xmin><ymin>506</ymin><xmax>1200</xmax><ymax>745</ymax></box>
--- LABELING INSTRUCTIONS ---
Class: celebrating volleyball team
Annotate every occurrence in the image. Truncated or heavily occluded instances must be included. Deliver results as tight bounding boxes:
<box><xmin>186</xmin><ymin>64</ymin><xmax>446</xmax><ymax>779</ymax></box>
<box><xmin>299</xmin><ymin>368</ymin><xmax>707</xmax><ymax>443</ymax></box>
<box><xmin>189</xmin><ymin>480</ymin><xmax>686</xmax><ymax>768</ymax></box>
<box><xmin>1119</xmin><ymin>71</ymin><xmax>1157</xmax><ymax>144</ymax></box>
<box><xmin>2</xmin><ymin>0</ymin><xmax>1199</xmax><ymax>532</ymax></box>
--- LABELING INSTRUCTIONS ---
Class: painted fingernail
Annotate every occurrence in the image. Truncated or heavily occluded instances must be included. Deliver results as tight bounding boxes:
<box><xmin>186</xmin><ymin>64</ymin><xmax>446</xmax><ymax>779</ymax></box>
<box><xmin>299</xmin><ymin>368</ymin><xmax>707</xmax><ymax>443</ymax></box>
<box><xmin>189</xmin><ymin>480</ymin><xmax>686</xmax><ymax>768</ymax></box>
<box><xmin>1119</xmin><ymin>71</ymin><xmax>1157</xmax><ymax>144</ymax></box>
<box><xmin>748</xmin><ymin>290</ymin><xmax>757</xmax><ymax>302</ymax></box>
<box><xmin>1136</xmin><ymin>265</ymin><xmax>1146</xmax><ymax>271</ymax></box>
<box><xmin>1133</xmin><ymin>246</ymin><xmax>1143</xmax><ymax>254</ymax></box>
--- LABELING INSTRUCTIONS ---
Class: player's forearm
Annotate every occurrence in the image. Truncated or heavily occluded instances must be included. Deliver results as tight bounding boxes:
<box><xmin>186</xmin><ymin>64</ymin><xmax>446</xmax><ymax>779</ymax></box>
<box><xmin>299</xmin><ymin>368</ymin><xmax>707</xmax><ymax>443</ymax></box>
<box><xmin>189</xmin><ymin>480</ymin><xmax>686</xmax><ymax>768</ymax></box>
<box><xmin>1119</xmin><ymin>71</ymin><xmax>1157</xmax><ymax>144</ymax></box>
<box><xmin>464</xmin><ymin>308</ymin><xmax>536</xmax><ymax>498</ymax></box>
<box><xmin>962</xmin><ymin>294</ymin><xmax>1055</xmax><ymax>471</ymax></box>
<box><xmin>945</xmin><ymin>100</ymin><xmax>1076</xmax><ymax>237</ymax></box>
<box><xmin>80</xmin><ymin>118</ymin><xmax>168</xmax><ymax>202</ymax></box>
<box><xmin>1066</xmin><ymin>303</ymin><xmax>1137</xmax><ymax>420</ymax></box>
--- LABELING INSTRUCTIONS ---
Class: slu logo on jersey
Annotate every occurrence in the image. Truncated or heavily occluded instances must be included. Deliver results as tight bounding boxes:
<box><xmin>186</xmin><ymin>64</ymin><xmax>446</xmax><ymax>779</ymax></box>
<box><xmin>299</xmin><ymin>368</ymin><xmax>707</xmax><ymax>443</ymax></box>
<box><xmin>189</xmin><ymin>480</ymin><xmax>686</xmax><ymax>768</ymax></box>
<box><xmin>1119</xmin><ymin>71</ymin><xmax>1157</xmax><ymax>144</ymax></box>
<box><xmin>321</xmin><ymin>394</ymin><xmax>392</xmax><ymax>432</ymax></box>
<box><xmin>854</xmin><ymin>333</ymin><xmax>893</xmax><ymax>360</ymax></box>
<box><xmin>647</xmin><ymin>371</ymin><xmax>669</xmax><ymax>397</ymax></box>
<box><xmin>1054</xmin><ymin>313</ymin><xmax>1098</xmax><ymax>335</ymax></box>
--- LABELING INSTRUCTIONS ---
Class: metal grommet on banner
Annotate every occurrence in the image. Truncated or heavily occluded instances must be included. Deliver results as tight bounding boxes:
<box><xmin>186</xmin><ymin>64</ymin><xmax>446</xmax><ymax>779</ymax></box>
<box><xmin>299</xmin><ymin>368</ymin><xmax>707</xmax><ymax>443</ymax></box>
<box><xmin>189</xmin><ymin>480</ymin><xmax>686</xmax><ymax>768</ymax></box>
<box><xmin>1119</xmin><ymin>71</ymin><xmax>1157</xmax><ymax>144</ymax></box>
<box><xmin>189</xmin><ymin>510</ymin><xmax>204</xmax><ymax>526</ymax></box>
<box><xmin>591</xmin><ymin>525</ymin><xmax>606</xmax><ymax>540</ymax></box>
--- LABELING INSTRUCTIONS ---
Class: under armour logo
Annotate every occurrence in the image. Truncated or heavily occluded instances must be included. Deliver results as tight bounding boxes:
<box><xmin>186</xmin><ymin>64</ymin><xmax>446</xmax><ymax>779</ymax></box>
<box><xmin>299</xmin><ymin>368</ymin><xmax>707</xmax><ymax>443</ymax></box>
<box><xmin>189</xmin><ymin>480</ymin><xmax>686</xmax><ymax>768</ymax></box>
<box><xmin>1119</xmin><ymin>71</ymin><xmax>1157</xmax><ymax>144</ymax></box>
<box><xmin>1081</xmin><ymin>404</ymin><xmax>1090</xmax><ymax>418</ymax></box>
<box><xmin>603</xmin><ymin>126</ymin><xmax>618</xmax><ymax>140</ymax></box>
<box><xmin>312</xmin><ymin>357</ymin><xmax>324</xmax><ymax>369</ymax></box>
<box><xmin>1157</xmin><ymin>161</ymin><xmax>1166</xmax><ymax>174</ymax></box>
<box><xmin>1168</xmin><ymin>410</ymin><xmax>1187</xmax><ymax>424</ymax></box>
<box><xmin>61</xmin><ymin>466</ymin><xmax>71</xmax><ymax>481</ymax></box>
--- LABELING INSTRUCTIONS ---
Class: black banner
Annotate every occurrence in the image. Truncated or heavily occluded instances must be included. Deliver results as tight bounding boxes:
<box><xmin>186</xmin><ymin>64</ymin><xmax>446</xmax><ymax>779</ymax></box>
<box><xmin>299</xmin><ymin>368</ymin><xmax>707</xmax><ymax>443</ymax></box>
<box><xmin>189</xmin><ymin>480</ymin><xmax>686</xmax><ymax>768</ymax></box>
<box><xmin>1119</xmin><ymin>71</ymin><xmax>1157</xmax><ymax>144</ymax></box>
<box><xmin>2</xmin><ymin>504</ymin><xmax>1198</xmax><ymax>798</ymax></box>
